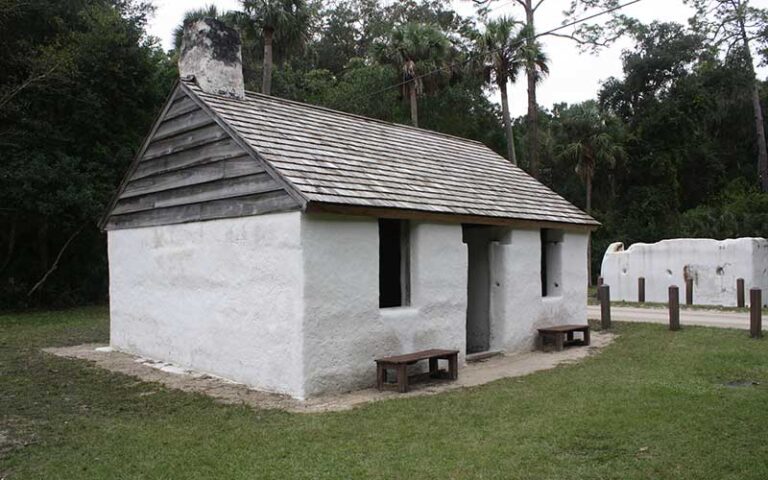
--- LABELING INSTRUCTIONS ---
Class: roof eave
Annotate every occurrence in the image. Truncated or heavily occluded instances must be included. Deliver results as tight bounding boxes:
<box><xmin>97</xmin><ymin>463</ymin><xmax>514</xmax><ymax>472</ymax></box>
<box><xmin>305</xmin><ymin>201</ymin><xmax>600</xmax><ymax>232</ymax></box>
<box><xmin>99</xmin><ymin>80</ymin><xmax>182</xmax><ymax>231</ymax></box>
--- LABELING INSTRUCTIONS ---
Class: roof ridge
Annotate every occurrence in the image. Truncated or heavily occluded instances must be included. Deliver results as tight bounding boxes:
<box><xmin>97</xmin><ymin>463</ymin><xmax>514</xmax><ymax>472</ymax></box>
<box><xmin>182</xmin><ymin>79</ymin><xmax>488</xmax><ymax>148</ymax></box>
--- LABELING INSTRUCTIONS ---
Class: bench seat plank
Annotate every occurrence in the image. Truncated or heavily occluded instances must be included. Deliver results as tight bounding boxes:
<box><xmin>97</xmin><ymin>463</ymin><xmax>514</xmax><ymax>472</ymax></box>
<box><xmin>537</xmin><ymin>324</ymin><xmax>589</xmax><ymax>334</ymax></box>
<box><xmin>376</xmin><ymin>349</ymin><xmax>459</xmax><ymax>365</ymax></box>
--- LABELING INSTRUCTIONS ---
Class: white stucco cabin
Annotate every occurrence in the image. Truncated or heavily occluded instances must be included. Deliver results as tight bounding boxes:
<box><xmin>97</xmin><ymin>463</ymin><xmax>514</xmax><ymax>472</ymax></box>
<box><xmin>102</xmin><ymin>19</ymin><xmax>598</xmax><ymax>399</ymax></box>
<box><xmin>601</xmin><ymin>238</ymin><xmax>768</xmax><ymax>307</ymax></box>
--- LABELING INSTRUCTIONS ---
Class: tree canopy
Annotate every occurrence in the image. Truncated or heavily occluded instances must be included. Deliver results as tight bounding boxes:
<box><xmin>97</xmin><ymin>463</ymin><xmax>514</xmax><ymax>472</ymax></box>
<box><xmin>0</xmin><ymin>0</ymin><xmax>766</xmax><ymax>308</ymax></box>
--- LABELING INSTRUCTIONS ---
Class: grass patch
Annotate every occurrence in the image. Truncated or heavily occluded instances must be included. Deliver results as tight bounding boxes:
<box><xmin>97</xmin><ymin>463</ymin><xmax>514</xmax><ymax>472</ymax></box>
<box><xmin>2</xmin><ymin>308</ymin><xmax>768</xmax><ymax>479</ymax></box>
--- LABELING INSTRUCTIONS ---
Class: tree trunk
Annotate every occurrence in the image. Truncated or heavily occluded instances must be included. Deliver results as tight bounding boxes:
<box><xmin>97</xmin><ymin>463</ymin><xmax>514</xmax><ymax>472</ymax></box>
<box><xmin>262</xmin><ymin>28</ymin><xmax>274</xmax><ymax>95</ymax></box>
<box><xmin>499</xmin><ymin>80</ymin><xmax>517</xmax><ymax>165</ymax></box>
<box><xmin>525</xmin><ymin>0</ymin><xmax>540</xmax><ymax>178</ymax></box>
<box><xmin>38</xmin><ymin>219</ymin><xmax>49</xmax><ymax>274</ymax></box>
<box><xmin>587</xmin><ymin>232</ymin><xmax>593</xmax><ymax>287</ymax></box>
<box><xmin>0</xmin><ymin>212</ymin><xmax>17</xmax><ymax>274</ymax></box>
<box><xmin>27</xmin><ymin>226</ymin><xmax>83</xmax><ymax>297</ymax></box>
<box><xmin>738</xmin><ymin>12</ymin><xmax>768</xmax><ymax>191</ymax></box>
<box><xmin>750</xmin><ymin>77</ymin><xmax>768</xmax><ymax>191</ymax></box>
<box><xmin>586</xmin><ymin>171</ymin><xmax>593</xmax><ymax>286</ymax></box>
<box><xmin>585</xmin><ymin>159</ymin><xmax>594</xmax><ymax>286</ymax></box>
<box><xmin>409</xmin><ymin>81</ymin><xmax>418</xmax><ymax>128</ymax></box>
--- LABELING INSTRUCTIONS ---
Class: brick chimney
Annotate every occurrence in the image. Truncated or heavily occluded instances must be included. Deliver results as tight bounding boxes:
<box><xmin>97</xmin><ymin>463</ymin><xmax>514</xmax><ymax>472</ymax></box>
<box><xmin>179</xmin><ymin>18</ymin><xmax>244</xmax><ymax>100</ymax></box>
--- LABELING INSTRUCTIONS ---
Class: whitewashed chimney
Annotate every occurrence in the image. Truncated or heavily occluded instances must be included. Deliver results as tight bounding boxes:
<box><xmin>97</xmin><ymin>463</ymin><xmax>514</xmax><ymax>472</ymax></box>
<box><xmin>179</xmin><ymin>18</ymin><xmax>245</xmax><ymax>100</ymax></box>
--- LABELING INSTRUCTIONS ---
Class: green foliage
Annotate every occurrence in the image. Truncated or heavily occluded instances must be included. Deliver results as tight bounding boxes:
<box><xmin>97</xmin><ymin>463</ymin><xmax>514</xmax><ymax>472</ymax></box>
<box><xmin>3</xmin><ymin>0</ymin><xmax>768</xmax><ymax>306</ymax></box>
<box><xmin>554</xmin><ymin>101</ymin><xmax>626</xmax><ymax>211</ymax></box>
<box><xmin>277</xmin><ymin>59</ymin><xmax>405</xmax><ymax>121</ymax></box>
<box><xmin>681</xmin><ymin>179</ymin><xmax>768</xmax><ymax>238</ymax></box>
<box><xmin>372</xmin><ymin>22</ymin><xmax>452</xmax><ymax>96</ymax></box>
<box><xmin>530</xmin><ymin>20</ymin><xmax>767</xmax><ymax>279</ymax></box>
<box><xmin>0</xmin><ymin>0</ymin><xmax>174</xmax><ymax>309</ymax></box>
<box><xmin>687</xmin><ymin>0</ymin><xmax>768</xmax><ymax>57</ymax></box>
<box><xmin>241</xmin><ymin>0</ymin><xmax>316</xmax><ymax>56</ymax></box>
<box><xmin>475</xmin><ymin>16</ymin><xmax>525</xmax><ymax>87</ymax></box>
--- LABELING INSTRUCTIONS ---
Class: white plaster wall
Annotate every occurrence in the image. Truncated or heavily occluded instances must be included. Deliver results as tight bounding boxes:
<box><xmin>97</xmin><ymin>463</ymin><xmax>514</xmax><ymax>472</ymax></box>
<box><xmin>600</xmin><ymin>238</ymin><xmax>768</xmax><ymax>307</ymax></box>
<box><xmin>490</xmin><ymin>230</ymin><xmax>589</xmax><ymax>352</ymax></box>
<box><xmin>108</xmin><ymin>212</ymin><xmax>306</xmax><ymax>398</ymax></box>
<box><xmin>109</xmin><ymin>210</ymin><xmax>591</xmax><ymax>400</ymax></box>
<box><xmin>299</xmin><ymin>215</ymin><xmax>467</xmax><ymax>396</ymax></box>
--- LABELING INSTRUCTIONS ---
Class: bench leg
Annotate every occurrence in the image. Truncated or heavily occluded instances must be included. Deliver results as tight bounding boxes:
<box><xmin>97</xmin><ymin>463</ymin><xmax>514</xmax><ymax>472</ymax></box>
<box><xmin>555</xmin><ymin>333</ymin><xmax>565</xmax><ymax>352</ymax></box>
<box><xmin>583</xmin><ymin>329</ymin><xmax>591</xmax><ymax>346</ymax></box>
<box><xmin>448</xmin><ymin>354</ymin><xmax>458</xmax><ymax>380</ymax></box>
<box><xmin>376</xmin><ymin>364</ymin><xmax>385</xmax><ymax>391</ymax></box>
<box><xmin>397</xmin><ymin>364</ymin><xmax>408</xmax><ymax>393</ymax></box>
<box><xmin>539</xmin><ymin>333</ymin><xmax>548</xmax><ymax>350</ymax></box>
<box><xmin>429</xmin><ymin>358</ymin><xmax>438</xmax><ymax>378</ymax></box>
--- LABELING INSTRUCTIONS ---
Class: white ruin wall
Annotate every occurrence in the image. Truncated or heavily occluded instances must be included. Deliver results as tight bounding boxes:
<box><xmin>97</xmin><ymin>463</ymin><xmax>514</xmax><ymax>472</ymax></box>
<box><xmin>600</xmin><ymin>238</ymin><xmax>768</xmax><ymax>307</ymax></box>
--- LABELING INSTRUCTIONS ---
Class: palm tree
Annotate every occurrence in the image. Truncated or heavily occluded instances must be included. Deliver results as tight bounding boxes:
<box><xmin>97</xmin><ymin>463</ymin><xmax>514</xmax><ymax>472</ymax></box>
<box><xmin>173</xmin><ymin>6</ymin><xmax>233</xmax><ymax>51</ymax></box>
<box><xmin>242</xmin><ymin>0</ymin><xmax>312</xmax><ymax>95</ymax></box>
<box><xmin>519</xmin><ymin>25</ymin><xmax>550</xmax><ymax>177</ymax></box>
<box><xmin>476</xmin><ymin>16</ymin><xmax>524</xmax><ymax>165</ymax></box>
<box><xmin>557</xmin><ymin>101</ymin><xmax>625</xmax><ymax>286</ymax></box>
<box><xmin>374</xmin><ymin>23</ymin><xmax>450</xmax><ymax>128</ymax></box>
<box><xmin>475</xmin><ymin>19</ymin><xmax>548</xmax><ymax>169</ymax></box>
<box><xmin>557</xmin><ymin>101</ymin><xmax>625</xmax><ymax>214</ymax></box>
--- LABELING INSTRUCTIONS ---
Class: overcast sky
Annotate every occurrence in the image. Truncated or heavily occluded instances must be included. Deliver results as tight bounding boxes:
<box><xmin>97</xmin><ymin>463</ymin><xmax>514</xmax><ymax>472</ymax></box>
<box><xmin>147</xmin><ymin>0</ymin><xmax>768</xmax><ymax>116</ymax></box>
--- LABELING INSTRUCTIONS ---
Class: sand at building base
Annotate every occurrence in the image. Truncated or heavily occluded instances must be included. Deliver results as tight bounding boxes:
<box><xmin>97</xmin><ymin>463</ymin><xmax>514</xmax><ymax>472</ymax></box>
<box><xmin>44</xmin><ymin>332</ymin><xmax>614</xmax><ymax>413</ymax></box>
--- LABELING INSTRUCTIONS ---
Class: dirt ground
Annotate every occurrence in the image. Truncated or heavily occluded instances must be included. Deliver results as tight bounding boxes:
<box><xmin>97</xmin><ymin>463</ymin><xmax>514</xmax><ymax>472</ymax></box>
<box><xmin>44</xmin><ymin>332</ymin><xmax>614</xmax><ymax>413</ymax></box>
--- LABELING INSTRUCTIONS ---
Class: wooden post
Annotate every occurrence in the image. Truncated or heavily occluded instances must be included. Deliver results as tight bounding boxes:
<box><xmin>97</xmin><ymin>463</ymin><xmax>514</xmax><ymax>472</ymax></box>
<box><xmin>750</xmin><ymin>288</ymin><xmax>762</xmax><ymax>339</ymax></box>
<box><xmin>598</xmin><ymin>285</ymin><xmax>611</xmax><ymax>330</ymax></box>
<box><xmin>685</xmin><ymin>278</ymin><xmax>693</xmax><ymax>305</ymax></box>
<box><xmin>638</xmin><ymin>277</ymin><xmax>645</xmax><ymax>303</ymax></box>
<box><xmin>737</xmin><ymin>278</ymin><xmax>745</xmax><ymax>308</ymax></box>
<box><xmin>669</xmin><ymin>285</ymin><xmax>680</xmax><ymax>331</ymax></box>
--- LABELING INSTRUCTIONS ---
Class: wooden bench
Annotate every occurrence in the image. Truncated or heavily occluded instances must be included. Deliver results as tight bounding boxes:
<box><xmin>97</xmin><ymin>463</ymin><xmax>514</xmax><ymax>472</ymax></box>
<box><xmin>537</xmin><ymin>324</ymin><xmax>590</xmax><ymax>351</ymax></box>
<box><xmin>375</xmin><ymin>349</ymin><xmax>459</xmax><ymax>393</ymax></box>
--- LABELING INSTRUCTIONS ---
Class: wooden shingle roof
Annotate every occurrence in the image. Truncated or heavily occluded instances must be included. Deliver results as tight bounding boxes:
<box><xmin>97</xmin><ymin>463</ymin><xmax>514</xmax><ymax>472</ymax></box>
<box><xmin>182</xmin><ymin>80</ymin><xmax>597</xmax><ymax>228</ymax></box>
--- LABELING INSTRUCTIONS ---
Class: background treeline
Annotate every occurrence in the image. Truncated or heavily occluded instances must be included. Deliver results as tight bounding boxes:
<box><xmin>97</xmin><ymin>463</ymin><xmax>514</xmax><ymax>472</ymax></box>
<box><xmin>1</xmin><ymin>0</ymin><xmax>766</xmax><ymax>309</ymax></box>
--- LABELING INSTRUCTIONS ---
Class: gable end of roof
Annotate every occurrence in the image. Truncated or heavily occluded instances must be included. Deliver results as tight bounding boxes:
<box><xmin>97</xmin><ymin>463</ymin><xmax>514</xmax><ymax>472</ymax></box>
<box><xmin>101</xmin><ymin>83</ymin><xmax>301</xmax><ymax>231</ymax></box>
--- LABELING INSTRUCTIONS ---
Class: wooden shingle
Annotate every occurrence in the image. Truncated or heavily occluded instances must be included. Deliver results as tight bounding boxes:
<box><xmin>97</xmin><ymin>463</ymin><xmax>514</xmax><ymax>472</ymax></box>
<box><xmin>182</xmin><ymin>80</ymin><xmax>598</xmax><ymax>228</ymax></box>
<box><xmin>104</xmin><ymin>79</ymin><xmax>598</xmax><ymax>230</ymax></box>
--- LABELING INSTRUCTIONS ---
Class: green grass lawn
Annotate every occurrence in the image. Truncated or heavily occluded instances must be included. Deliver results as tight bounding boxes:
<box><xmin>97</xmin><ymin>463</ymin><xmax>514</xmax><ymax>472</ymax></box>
<box><xmin>2</xmin><ymin>308</ymin><xmax>768</xmax><ymax>479</ymax></box>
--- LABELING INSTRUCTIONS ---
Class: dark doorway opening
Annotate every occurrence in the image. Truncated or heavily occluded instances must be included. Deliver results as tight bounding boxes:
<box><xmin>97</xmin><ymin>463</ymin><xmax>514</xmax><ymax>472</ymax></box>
<box><xmin>463</xmin><ymin>225</ymin><xmax>495</xmax><ymax>354</ymax></box>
